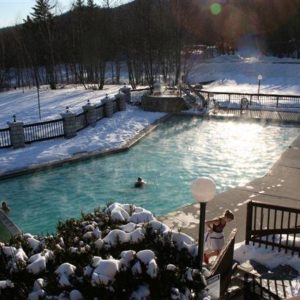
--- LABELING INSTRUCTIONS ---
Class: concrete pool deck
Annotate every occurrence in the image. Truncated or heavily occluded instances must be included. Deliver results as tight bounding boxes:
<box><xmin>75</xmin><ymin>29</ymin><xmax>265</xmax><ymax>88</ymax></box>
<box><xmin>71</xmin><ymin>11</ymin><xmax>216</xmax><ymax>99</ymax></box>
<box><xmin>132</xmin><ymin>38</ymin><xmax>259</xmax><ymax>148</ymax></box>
<box><xmin>159</xmin><ymin>132</ymin><xmax>300</xmax><ymax>243</ymax></box>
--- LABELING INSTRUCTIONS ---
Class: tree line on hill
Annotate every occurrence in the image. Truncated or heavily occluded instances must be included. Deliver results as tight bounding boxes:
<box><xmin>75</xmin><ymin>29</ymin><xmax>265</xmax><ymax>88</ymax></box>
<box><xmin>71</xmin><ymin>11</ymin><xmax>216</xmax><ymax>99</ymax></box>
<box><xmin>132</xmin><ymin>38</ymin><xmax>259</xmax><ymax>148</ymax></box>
<box><xmin>1</xmin><ymin>0</ymin><xmax>300</xmax><ymax>90</ymax></box>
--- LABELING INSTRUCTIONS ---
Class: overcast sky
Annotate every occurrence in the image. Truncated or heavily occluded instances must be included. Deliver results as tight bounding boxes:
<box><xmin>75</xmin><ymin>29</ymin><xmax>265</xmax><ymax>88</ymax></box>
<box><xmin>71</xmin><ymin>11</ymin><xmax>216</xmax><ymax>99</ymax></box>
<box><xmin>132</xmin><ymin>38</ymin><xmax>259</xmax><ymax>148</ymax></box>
<box><xmin>0</xmin><ymin>0</ymin><xmax>128</xmax><ymax>29</ymax></box>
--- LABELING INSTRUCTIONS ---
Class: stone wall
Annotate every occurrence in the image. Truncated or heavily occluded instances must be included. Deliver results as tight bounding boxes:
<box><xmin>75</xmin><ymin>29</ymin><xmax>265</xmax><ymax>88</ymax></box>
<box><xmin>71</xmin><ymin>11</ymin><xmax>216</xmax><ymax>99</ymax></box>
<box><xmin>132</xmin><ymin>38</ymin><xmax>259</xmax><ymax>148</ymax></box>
<box><xmin>141</xmin><ymin>95</ymin><xmax>188</xmax><ymax>113</ymax></box>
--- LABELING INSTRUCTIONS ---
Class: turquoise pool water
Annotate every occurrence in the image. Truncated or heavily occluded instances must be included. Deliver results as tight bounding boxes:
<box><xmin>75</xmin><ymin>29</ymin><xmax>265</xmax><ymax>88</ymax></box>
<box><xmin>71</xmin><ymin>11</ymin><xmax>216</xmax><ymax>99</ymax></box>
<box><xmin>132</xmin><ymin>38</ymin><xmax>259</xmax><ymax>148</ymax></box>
<box><xmin>0</xmin><ymin>116</ymin><xmax>299</xmax><ymax>234</ymax></box>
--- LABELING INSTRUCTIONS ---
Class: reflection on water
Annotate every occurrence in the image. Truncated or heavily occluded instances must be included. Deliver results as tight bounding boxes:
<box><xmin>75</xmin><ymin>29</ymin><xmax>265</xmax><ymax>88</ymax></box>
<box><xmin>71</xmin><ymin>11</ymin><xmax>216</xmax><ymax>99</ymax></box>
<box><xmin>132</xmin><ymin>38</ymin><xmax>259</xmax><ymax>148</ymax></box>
<box><xmin>0</xmin><ymin>116</ymin><xmax>299</xmax><ymax>234</ymax></box>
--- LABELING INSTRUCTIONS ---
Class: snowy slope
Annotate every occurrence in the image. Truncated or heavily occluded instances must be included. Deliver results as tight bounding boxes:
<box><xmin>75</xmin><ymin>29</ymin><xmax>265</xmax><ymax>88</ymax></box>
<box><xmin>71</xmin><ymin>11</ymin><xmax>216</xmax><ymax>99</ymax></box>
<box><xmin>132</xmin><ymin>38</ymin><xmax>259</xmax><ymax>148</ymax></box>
<box><xmin>187</xmin><ymin>54</ymin><xmax>300</xmax><ymax>95</ymax></box>
<box><xmin>0</xmin><ymin>85</ymin><xmax>122</xmax><ymax>127</ymax></box>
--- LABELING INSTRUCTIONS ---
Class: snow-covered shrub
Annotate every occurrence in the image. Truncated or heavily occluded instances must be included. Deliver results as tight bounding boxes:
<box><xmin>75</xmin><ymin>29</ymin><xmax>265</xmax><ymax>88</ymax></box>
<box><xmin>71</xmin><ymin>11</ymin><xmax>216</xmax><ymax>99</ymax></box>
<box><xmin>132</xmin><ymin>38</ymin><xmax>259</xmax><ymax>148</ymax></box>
<box><xmin>0</xmin><ymin>203</ymin><xmax>205</xmax><ymax>299</ymax></box>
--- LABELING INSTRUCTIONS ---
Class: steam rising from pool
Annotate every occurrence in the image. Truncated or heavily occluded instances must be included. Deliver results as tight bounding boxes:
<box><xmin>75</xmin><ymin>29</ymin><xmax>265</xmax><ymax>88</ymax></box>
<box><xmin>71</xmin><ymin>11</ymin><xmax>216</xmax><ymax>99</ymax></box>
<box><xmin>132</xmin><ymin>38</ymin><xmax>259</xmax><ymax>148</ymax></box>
<box><xmin>0</xmin><ymin>116</ymin><xmax>299</xmax><ymax>234</ymax></box>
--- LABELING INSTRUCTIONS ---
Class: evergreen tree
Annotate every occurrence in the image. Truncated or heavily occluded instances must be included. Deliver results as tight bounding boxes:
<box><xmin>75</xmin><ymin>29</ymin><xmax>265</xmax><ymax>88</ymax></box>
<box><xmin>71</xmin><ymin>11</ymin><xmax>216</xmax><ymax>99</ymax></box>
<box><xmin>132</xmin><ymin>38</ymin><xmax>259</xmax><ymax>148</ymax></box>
<box><xmin>73</xmin><ymin>0</ymin><xmax>85</xmax><ymax>9</ymax></box>
<box><xmin>27</xmin><ymin>0</ymin><xmax>57</xmax><ymax>89</ymax></box>
<box><xmin>30</xmin><ymin>0</ymin><xmax>54</xmax><ymax>22</ymax></box>
<box><xmin>87</xmin><ymin>0</ymin><xmax>97</xmax><ymax>8</ymax></box>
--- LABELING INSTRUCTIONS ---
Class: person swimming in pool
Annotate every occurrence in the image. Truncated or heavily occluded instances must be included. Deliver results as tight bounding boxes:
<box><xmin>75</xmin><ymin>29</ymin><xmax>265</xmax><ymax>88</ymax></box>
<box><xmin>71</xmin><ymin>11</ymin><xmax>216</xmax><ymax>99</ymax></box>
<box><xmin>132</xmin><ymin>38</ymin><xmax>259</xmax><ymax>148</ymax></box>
<box><xmin>1</xmin><ymin>201</ymin><xmax>10</xmax><ymax>213</ymax></box>
<box><xmin>134</xmin><ymin>177</ymin><xmax>145</xmax><ymax>188</ymax></box>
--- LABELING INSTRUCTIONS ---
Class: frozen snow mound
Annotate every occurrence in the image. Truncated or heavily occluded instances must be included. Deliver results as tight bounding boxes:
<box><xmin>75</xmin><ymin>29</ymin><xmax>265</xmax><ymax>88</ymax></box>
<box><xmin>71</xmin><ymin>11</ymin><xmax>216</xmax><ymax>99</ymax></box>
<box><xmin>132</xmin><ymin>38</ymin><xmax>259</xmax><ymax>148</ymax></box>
<box><xmin>234</xmin><ymin>241</ymin><xmax>300</xmax><ymax>273</ymax></box>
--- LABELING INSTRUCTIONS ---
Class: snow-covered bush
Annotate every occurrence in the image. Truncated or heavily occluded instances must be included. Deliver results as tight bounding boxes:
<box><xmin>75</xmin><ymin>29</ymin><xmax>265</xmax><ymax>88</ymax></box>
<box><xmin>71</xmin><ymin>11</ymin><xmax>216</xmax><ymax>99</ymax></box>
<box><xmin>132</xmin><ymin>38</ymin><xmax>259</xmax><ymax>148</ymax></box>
<box><xmin>0</xmin><ymin>203</ymin><xmax>206</xmax><ymax>299</ymax></box>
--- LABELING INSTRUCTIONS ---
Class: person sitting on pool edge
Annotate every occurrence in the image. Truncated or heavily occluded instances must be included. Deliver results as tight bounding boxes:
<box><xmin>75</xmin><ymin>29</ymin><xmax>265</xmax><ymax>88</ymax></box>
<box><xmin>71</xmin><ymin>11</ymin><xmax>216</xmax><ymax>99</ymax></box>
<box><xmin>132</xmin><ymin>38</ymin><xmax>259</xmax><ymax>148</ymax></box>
<box><xmin>134</xmin><ymin>177</ymin><xmax>145</xmax><ymax>188</ymax></box>
<box><xmin>1</xmin><ymin>201</ymin><xmax>10</xmax><ymax>213</ymax></box>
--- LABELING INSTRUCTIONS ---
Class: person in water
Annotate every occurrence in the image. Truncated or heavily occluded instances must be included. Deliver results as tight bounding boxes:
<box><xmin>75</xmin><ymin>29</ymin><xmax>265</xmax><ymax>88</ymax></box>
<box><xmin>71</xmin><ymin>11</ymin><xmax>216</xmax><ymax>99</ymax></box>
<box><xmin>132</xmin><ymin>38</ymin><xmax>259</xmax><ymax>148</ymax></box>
<box><xmin>203</xmin><ymin>209</ymin><xmax>234</xmax><ymax>264</ymax></box>
<box><xmin>134</xmin><ymin>177</ymin><xmax>145</xmax><ymax>188</ymax></box>
<box><xmin>1</xmin><ymin>201</ymin><xmax>10</xmax><ymax>213</ymax></box>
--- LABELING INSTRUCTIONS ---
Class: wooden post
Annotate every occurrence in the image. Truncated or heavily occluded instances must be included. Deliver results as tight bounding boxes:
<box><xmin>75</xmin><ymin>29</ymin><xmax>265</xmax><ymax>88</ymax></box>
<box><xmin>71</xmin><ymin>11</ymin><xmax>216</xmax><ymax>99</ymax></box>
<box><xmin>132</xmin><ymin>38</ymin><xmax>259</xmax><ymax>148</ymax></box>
<box><xmin>245</xmin><ymin>201</ymin><xmax>253</xmax><ymax>245</ymax></box>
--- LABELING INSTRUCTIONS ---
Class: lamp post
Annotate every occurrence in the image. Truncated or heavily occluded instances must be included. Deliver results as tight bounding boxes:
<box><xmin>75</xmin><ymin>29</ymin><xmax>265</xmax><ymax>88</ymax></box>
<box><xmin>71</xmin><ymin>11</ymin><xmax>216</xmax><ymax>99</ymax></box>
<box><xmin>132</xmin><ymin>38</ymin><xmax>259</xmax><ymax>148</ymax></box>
<box><xmin>191</xmin><ymin>177</ymin><xmax>216</xmax><ymax>269</ymax></box>
<box><xmin>257</xmin><ymin>74</ymin><xmax>262</xmax><ymax>95</ymax></box>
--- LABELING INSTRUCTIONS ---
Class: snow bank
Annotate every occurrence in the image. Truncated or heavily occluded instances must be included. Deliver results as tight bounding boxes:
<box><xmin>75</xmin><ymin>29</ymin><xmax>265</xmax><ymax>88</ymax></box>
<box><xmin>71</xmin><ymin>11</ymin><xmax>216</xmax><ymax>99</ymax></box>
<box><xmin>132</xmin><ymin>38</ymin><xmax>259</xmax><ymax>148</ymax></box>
<box><xmin>188</xmin><ymin>54</ymin><xmax>300</xmax><ymax>96</ymax></box>
<box><xmin>234</xmin><ymin>241</ymin><xmax>300</xmax><ymax>273</ymax></box>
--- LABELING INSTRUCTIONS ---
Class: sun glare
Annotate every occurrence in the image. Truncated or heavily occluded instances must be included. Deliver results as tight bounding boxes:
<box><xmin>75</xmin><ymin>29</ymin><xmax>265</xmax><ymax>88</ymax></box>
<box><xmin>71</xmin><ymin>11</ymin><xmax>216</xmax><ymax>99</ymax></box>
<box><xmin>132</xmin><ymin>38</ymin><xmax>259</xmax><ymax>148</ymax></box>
<box><xmin>210</xmin><ymin>3</ymin><xmax>222</xmax><ymax>15</ymax></box>
<box><xmin>224</xmin><ymin>122</ymin><xmax>261</xmax><ymax>147</ymax></box>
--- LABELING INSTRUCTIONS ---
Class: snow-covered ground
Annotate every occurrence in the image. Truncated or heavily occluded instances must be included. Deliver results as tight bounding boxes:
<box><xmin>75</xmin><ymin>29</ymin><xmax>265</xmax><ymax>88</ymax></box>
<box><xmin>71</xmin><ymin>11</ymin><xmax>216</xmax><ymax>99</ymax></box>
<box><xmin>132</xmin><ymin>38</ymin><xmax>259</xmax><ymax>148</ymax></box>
<box><xmin>235</xmin><ymin>238</ymin><xmax>300</xmax><ymax>273</ymax></box>
<box><xmin>235</xmin><ymin>240</ymin><xmax>300</xmax><ymax>297</ymax></box>
<box><xmin>188</xmin><ymin>54</ymin><xmax>300</xmax><ymax>95</ymax></box>
<box><xmin>0</xmin><ymin>54</ymin><xmax>300</xmax><ymax>175</ymax></box>
<box><xmin>0</xmin><ymin>105</ymin><xmax>165</xmax><ymax>175</ymax></box>
<box><xmin>0</xmin><ymin>85</ymin><xmax>122</xmax><ymax>127</ymax></box>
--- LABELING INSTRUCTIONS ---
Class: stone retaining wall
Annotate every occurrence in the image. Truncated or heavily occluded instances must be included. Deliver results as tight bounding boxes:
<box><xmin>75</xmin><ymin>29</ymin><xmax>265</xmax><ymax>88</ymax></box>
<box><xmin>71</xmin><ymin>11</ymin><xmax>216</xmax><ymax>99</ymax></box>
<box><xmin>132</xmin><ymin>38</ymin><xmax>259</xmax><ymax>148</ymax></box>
<box><xmin>141</xmin><ymin>95</ymin><xmax>188</xmax><ymax>112</ymax></box>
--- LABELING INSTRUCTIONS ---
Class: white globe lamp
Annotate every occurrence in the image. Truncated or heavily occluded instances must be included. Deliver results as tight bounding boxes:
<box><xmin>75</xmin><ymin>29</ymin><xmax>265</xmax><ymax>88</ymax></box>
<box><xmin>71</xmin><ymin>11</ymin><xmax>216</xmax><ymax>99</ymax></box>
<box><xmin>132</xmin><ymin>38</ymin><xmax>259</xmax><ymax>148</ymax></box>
<box><xmin>191</xmin><ymin>177</ymin><xmax>216</xmax><ymax>203</ymax></box>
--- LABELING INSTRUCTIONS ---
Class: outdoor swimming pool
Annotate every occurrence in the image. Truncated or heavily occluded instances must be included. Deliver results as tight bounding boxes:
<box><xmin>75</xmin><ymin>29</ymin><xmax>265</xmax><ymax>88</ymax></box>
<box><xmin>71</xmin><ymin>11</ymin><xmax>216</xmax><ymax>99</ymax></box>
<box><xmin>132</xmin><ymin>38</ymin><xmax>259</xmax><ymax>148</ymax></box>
<box><xmin>0</xmin><ymin>115</ymin><xmax>299</xmax><ymax>234</ymax></box>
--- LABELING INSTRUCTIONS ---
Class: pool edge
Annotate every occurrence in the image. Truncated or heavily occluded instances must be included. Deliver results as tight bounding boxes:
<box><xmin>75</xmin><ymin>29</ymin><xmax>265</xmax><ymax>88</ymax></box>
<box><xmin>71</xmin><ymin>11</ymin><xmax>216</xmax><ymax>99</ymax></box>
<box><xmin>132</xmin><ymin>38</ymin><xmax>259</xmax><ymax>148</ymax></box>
<box><xmin>158</xmin><ymin>130</ymin><xmax>300</xmax><ymax>243</ymax></box>
<box><xmin>0</xmin><ymin>113</ymin><xmax>173</xmax><ymax>181</ymax></box>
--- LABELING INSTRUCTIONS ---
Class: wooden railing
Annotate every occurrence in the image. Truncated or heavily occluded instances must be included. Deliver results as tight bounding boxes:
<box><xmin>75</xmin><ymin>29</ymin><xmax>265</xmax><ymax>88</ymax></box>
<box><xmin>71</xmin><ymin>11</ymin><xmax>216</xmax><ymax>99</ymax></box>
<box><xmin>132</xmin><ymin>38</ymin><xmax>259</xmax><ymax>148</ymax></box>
<box><xmin>239</xmin><ymin>268</ymin><xmax>283</xmax><ymax>299</ymax></box>
<box><xmin>245</xmin><ymin>201</ymin><xmax>300</xmax><ymax>255</ymax></box>
<box><xmin>208</xmin><ymin>228</ymin><xmax>238</xmax><ymax>296</ymax></box>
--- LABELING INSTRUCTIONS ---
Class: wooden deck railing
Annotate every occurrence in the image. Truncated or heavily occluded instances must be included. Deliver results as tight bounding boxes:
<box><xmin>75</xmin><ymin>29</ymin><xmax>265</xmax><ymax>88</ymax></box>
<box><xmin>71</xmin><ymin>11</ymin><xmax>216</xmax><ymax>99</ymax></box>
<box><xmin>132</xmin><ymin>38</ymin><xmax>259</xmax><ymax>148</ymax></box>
<box><xmin>245</xmin><ymin>201</ymin><xmax>300</xmax><ymax>255</ymax></box>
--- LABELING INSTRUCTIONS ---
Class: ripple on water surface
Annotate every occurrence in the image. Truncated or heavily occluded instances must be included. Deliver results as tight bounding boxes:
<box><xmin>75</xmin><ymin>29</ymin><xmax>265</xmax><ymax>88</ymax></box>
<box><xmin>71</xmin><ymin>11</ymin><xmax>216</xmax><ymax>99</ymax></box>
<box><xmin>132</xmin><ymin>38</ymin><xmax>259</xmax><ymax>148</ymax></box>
<box><xmin>0</xmin><ymin>116</ymin><xmax>299</xmax><ymax>234</ymax></box>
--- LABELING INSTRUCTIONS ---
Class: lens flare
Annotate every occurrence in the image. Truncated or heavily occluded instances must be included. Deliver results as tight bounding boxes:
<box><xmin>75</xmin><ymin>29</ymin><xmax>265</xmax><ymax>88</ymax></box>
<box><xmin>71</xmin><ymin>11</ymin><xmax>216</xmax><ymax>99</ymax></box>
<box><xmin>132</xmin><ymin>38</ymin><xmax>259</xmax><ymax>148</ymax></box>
<box><xmin>210</xmin><ymin>3</ymin><xmax>222</xmax><ymax>15</ymax></box>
